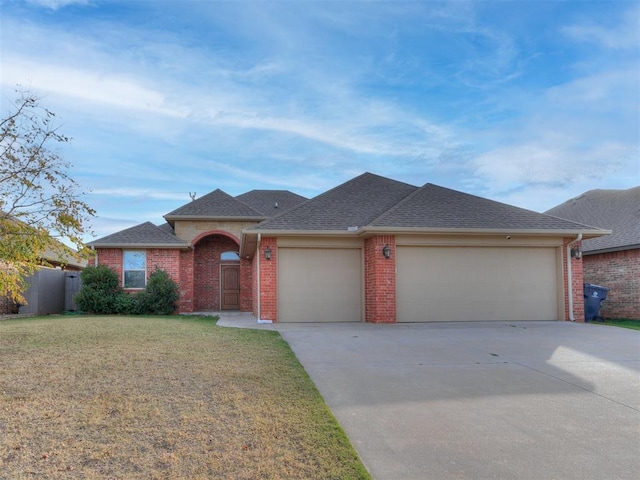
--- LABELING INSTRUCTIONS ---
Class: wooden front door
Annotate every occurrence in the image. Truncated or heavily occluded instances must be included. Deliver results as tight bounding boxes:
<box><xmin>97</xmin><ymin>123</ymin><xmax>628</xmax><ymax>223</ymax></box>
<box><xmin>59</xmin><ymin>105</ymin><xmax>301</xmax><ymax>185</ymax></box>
<box><xmin>221</xmin><ymin>264</ymin><xmax>240</xmax><ymax>310</ymax></box>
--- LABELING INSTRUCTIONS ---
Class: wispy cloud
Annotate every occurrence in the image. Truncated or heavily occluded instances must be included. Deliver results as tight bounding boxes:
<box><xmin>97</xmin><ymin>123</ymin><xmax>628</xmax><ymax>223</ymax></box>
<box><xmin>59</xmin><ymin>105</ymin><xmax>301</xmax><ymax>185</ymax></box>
<box><xmin>562</xmin><ymin>5</ymin><xmax>640</xmax><ymax>50</ymax></box>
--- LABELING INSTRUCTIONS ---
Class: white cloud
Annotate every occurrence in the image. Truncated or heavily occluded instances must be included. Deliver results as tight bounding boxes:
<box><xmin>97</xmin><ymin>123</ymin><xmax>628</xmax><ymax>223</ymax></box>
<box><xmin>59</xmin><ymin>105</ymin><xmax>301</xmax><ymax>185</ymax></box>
<box><xmin>2</xmin><ymin>57</ymin><xmax>189</xmax><ymax>118</ymax></box>
<box><xmin>26</xmin><ymin>0</ymin><xmax>90</xmax><ymax>10</ymax></box>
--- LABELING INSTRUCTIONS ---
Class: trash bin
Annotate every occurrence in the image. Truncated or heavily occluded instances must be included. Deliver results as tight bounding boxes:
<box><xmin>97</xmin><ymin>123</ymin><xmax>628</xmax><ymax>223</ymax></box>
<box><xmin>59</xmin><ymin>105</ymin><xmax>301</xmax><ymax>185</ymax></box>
<box><xmin>584</xmin><ymin>283</ymin><xmax>609</xmax><ymax>321</ymax></box>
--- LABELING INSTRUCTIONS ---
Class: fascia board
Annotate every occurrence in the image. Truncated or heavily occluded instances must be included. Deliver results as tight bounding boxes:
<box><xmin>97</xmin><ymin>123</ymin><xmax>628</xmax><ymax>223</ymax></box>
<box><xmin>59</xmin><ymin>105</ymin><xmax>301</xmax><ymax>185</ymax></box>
<box><xmin>357</xmin><ymin>226</ymin><xmax>612</xmax><ymax>238</ymax></box>
<box><xmin>164</xmin><ymin>215</ymin><xmax>265</xmax><ymax>222</ymax></box>
<box><xmin>89</xmin><ymin>243</ymin><xmax>191</xmax><ymax>250</ymax></box>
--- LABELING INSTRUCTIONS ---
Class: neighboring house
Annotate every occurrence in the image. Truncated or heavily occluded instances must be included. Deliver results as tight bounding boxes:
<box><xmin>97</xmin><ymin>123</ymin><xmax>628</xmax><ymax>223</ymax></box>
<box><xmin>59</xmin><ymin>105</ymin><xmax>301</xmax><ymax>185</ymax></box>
<box><xmin>90</xmin><ymin>173</ymin><xmax>608</xmax><ymax>323</ymax></box>
<box><xmin>546</xmin><ymin>187</ymin><xmax>640</xmax><ymax>320</ymax></box>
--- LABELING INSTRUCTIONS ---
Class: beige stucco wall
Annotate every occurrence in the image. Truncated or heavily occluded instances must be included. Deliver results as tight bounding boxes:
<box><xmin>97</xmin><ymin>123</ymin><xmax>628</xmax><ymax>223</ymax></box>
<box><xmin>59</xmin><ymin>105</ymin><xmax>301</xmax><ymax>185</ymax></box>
<box><xmin>174</xmin><ymin>220</ymin><xmax>261</xmax><ymax>244</ymax></box>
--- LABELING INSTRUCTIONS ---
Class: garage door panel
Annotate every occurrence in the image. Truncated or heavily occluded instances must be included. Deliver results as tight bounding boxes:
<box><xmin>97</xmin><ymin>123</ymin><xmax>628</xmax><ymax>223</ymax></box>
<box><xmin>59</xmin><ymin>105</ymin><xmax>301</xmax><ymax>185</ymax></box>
<box><xmin>397</xmin><ymin>247</ymin><xmax>558</xmax><ymax>322</ymax></box>
<box><xmin>279</xmin><ymin>248</ymin><xmax>362</xmax><ymax>323</ymax></box>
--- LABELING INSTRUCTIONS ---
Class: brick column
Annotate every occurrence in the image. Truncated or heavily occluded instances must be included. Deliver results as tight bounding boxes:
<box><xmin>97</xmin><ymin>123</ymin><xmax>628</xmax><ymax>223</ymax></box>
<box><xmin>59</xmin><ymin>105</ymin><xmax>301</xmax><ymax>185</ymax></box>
<box><xmin>563</xmin><ymin>238</ymin><xmax>584</xmax><ymax>322</ymax></box>
<box><xmin>259</xmin><ymin>237</ymin><xmax>278</xmax><ymax>322</ymax></box>
<box><xmin>178</xmin><ymin>249</ymin><xmax>194</xmax><ymax>313</ymax></box>
<box><xmin>364</xmin><ymin>235</ymin><xmax>396</xmax><ymax>323</ymax></box>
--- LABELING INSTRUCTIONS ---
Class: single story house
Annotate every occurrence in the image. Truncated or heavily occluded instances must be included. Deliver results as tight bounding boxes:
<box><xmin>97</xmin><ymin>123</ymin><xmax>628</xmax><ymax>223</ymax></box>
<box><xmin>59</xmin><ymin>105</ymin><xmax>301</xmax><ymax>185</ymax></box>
<box><xmin>90</xmin><ymin>173</ymin><xmax>608</xmax><ymax>323</ymax></box>
<box><xmin>546</xmin><ymin>187</ymin><xmax>640</xmax><ymax>319</ymax></box>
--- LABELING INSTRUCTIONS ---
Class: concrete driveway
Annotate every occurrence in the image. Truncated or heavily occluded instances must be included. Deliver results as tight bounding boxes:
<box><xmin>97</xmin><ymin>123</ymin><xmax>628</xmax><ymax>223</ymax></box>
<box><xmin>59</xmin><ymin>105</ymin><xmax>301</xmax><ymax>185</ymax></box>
<box><xmin>275</xmin><ymin>321</ymin><xmax>640</xmax><ymax>480</ymax></box>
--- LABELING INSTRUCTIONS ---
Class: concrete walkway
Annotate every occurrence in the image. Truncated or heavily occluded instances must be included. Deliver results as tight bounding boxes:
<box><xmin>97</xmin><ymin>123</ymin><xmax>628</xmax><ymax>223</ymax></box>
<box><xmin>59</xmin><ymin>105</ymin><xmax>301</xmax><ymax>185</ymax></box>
<box><xmin>219</xmin><ymin>318</ymin><xmax>640</xmax><ymax>479</ymax></box>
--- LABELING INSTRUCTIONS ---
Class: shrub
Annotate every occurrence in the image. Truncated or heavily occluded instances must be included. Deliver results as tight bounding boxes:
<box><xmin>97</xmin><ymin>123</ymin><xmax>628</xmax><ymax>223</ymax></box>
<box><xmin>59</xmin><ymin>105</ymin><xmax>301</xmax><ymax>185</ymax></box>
<box><xmin>137</xmin><ymin>268</ymin><xmax>179</xmax><ymax>315</ymax></box>
<box><xmin>74</xmin><ymin>265</ymin><xmax>120</xmax><ymax>314</ymax></box>
<box><xmin>113</xmin><ymin>292</ymin><xmax>140</xmax><ymax>315</ymax></box>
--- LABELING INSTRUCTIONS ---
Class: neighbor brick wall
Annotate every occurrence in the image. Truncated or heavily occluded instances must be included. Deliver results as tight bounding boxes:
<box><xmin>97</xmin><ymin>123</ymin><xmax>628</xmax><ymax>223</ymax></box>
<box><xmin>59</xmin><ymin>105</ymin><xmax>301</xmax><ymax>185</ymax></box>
<box><xmin>259</xmin><ymin>237</ymin><xmax>278</xmax><ymax>321</ymax></box>
<box><xmin>364</xmin><ymin>235</ymin><xmax>396</xmax><ymax>323</ymax></box>
<box><xmin>562</xmin><ymin>238</ymin><xmax>585</xmax><ymax>322</ymax></box>
<box><xmin>583</xmin><ymin>249</ymin><xmax>640</xmax><ymax>319</ymax></box>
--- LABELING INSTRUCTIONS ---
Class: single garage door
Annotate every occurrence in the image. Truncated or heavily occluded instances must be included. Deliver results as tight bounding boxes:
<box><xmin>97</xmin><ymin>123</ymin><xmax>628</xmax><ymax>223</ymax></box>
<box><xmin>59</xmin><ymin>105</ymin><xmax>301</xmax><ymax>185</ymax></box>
<box><xmin>278</xmin><ymin>248</ymin><xmax>362</xmax><ymax>322</ymax></box>
<box><xmin>397</xmin><ymin>246</ymin><xmax>559</xmax><ymax>322</ymax></box>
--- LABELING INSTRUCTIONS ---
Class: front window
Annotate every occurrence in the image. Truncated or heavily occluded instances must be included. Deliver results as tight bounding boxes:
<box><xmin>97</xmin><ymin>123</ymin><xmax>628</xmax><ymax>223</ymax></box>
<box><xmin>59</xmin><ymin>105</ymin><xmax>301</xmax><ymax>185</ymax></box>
<box><xmin>123</xmin><ymin>250</ymin><xmax>146</xmax><ymax>288</ymax></box>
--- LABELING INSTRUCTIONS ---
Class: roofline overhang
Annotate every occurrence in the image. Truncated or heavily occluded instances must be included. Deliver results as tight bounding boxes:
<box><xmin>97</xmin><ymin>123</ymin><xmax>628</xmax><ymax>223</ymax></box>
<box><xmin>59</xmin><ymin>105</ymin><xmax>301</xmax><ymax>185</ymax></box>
<box><xmin>88</xmin><ymin>243</ymin><xmax>192</xmax><ymax>250</ymax></box>
<box><xmin>243</xmin><ymin>226</ymin><xmax>611</xmax><ymax>238</ymax></box>
<box><xmin>583</xmin><ymin>243</ymin><xmax>640</xmax><ymax>256</ymax></box>
<box><xmin>356</xmin><ymin>226</ymin><xmax>612</xmax><ymax>238</ymax></box>
<box><xmin>164</xmin><ymin>215</ymin><xmax>266</xmax><ymax>222</ymax></box>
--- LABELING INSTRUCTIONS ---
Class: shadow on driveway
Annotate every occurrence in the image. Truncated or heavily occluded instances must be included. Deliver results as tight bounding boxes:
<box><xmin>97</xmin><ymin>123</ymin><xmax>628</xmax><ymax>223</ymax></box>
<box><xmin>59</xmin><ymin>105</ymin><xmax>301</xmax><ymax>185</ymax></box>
<box><xmin>275</xmin><ymin>321</ymin><xmax>640</xmax><ymax>480</ymax></box>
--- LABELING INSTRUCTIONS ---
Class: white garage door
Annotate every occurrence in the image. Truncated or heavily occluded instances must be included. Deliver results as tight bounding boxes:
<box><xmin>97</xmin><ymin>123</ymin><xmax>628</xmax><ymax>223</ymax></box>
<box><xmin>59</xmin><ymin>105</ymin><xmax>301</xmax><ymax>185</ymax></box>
<box><xmin>397</xmin><ymin>246</ymin><xmax>559</xmax><ymax>322</ymax></box>
<box><xmin>278</xmin><ymin>248</ymin><xmax>362</xmax><ymax>322</ymax></box>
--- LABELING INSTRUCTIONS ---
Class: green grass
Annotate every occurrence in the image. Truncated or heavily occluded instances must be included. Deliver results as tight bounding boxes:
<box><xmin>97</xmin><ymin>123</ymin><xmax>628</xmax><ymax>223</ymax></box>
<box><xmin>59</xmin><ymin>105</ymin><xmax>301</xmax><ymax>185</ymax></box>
<box><xmin>0</xmin><ymin>315</ymin><xmax>371</xmax><ymax>479</ymax></box>
<box><xmin>593</xmin><ymin>318</ymin><xmax>640</xmax><ymax>331</ymax></box>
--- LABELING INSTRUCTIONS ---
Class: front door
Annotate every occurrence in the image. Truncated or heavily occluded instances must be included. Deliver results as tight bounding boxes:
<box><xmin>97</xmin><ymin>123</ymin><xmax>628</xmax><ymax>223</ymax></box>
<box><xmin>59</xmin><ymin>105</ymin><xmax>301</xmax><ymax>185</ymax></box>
<box><xmin>221</xmin><ymin>264</ymin><xmax>240</xmax><ymax>310</ymax></box>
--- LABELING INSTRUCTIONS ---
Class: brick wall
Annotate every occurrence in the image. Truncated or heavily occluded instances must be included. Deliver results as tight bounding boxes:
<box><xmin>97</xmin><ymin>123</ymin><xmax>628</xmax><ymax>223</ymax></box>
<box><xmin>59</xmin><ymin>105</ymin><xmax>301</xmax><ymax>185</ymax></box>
<box><xmin>561</xmin><ymin>238</ymin><xmax>585</xmax><ymax>322</ymax></box>
<box><xmin>96</xmin><ymin>248</ymin><xmax>123</xmax><ymax>280</ymax></box>
<box><xmin>583</xmin><ymin>249</ymin><xmax>639</xmax><ymax>319</ymax></box>
<box><xmin>259</xmin><ymin>237</ymin><xmax>277</xmax><ymax>321</ymax></box>
<box><xmin>364</xmin><ymin>235</ymin><xmax>396</xmax><ymax>323</ymax></box>
<box><xmin>240</xmin><ymin>257</ymin><xmax>252</xmax><ymax>312</ymax></box>
<box><xmin>179</xmin><ymin>250</ymin><xmax>194</xmax><ymax>312</ymax></box>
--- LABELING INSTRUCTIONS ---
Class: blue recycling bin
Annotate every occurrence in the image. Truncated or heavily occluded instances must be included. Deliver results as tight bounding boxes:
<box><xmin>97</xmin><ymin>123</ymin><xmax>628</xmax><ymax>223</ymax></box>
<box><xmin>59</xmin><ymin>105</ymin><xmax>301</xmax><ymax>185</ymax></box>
<box><xmin>584</xmin><ymin>283</ymin><xmax>609</xmax><ymax>321</ymax></box>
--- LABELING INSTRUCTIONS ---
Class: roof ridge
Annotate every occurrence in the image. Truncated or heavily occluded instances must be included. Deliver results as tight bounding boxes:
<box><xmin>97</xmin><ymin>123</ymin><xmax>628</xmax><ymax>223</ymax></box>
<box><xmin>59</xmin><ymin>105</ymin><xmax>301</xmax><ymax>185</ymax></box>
<box><xmin>367</xmin><ymin>181</ymin><xmax>429</xmax><ymax>226</ymax></box>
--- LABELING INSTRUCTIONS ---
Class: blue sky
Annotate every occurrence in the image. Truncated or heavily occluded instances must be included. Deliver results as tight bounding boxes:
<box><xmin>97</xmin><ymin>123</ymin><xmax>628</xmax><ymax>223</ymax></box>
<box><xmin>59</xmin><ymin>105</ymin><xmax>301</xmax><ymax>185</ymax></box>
<box><xmin>2</xmin><ymin>0</ymin><xmax>638</xmax><ymax>242</ymax></box>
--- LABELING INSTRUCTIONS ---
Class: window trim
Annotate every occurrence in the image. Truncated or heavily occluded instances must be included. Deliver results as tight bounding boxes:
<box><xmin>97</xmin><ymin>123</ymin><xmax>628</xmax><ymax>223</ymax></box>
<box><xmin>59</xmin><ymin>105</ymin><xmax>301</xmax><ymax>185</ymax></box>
<box><xmin>123</xmin><ymin>250</ymin><xmax>147</xmax><ymax>289</ymax></box>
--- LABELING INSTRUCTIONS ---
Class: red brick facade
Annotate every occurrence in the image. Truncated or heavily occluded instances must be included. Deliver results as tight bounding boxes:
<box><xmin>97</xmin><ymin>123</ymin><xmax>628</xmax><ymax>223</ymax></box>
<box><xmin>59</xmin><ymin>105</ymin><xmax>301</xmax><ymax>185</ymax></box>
<box><xmin>96</xmin><ymin>231</ymin><xmax>253</xmax><ymax>314</ymax></box>
<box><xmin>364</xmin><ymin>235</ymin><xmax>396</xmax><ymax>323</ymax></box>
<box><xmin>583</xmin><ymin>249</ymin><xmax>640</xmax><ymax>320</ymax></box>
<box><xmin>97</xmin><ymin>233</ymin><xmax>588</xmax><ymax>323</ymax></box>
<box><xmin>258</xmin><ymin>237</ymin><xmax>278</xmax><ymax>321</ymax></box>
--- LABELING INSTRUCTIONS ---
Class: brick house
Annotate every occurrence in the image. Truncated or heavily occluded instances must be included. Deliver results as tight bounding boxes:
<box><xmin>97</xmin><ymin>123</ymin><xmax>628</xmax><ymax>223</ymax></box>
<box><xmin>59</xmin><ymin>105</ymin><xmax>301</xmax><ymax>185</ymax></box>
<box><xmin>546</xmin><ymin>187</ymin><xmax>639</xmax><ymax>320</ymax></box>
<box><xmin>90</xmin><ymin>173</ymin><xmax>608</xmax><ymax>323</ymax></box>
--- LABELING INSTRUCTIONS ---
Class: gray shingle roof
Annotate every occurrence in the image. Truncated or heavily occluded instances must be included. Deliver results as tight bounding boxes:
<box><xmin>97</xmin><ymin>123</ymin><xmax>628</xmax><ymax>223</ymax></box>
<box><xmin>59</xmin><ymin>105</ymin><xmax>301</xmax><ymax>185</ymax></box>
<box><xmin>254</xmin><ymin>172</ymin><xmax>418</xmax><ymax>231</ymax></box>
<box><xmin>89</xmin><ymin>221</ymin><xmax>189</xmax><ymax>248</ymax></box>
<box><xmin>371</xmin><ymin>183</ymin><xmax>602</xmax><ymax>231</ymax></box>
<box><xmin>235</xmin><ymin>190</ymin><xmax>307</xmax><ymax>216</ymax></box>
<box><xmin>545</xmin><ymin>187</ymin><xmax>640</xmax><ymax>253</ymax></box>
<box><xmin>165</xmin><ymin>189</ymin><xmax>263</xmax><ymax>219</ymax></box>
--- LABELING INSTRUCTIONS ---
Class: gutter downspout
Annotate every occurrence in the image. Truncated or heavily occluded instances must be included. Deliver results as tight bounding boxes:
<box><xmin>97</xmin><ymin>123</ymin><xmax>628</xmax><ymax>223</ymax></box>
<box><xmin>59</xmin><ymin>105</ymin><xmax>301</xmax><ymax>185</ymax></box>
<box><xmin>566</xmin><ymin>233</ymin><xmax>582</xmax><ymax>321</ymax></box>
<box><xmin>256</xmin><ymin>233</ymin><xmax>261</xmax><ymax>322</ymax></box>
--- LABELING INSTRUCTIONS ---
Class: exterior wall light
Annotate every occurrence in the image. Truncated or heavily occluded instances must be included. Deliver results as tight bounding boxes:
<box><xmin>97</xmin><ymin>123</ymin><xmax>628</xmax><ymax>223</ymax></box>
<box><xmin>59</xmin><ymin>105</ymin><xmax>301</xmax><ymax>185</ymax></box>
<box><xmin>382</xmin><ymin>245</ymin><xmax>391</xmax><ymax>259</ymax></box>
<box><xmin>570</xmin><ymin>246</ymin><xmax>582</xmax><ymax>259</ymax></box>
<box><xmin>264</xmin><ymin>246</ymin><xmax>272</xmax><ymax>260</ymax></box>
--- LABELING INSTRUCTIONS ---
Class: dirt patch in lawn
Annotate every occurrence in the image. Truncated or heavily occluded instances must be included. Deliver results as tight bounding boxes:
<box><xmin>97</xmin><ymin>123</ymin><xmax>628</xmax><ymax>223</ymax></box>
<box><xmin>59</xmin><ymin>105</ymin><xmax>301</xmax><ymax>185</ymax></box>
<box><xmin>0</xmin><ymin>316</ymin><xmax>370</xmax><ymax>479</ymax></box>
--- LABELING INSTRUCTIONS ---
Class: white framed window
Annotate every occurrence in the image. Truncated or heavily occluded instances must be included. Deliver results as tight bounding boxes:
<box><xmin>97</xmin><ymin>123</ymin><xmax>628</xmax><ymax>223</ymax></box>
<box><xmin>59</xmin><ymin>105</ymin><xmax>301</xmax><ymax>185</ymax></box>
<box><xmin>123</xmin><ymin>250</ymin><xmax>146</xmax><ymax>288</ymax></box>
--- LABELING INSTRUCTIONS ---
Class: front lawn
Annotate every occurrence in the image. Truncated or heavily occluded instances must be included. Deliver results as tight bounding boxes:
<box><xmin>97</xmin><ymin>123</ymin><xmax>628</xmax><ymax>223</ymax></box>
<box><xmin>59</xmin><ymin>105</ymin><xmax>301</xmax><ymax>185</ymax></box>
<box><xmin>594</xmin><ymin>318</ymin><xmax>640</xmax><ymax>331</ymax></box>
<box><xmin>0</xmin><ymin>316</ymin><xmax>370</xmax><ymax>479</ymax></box>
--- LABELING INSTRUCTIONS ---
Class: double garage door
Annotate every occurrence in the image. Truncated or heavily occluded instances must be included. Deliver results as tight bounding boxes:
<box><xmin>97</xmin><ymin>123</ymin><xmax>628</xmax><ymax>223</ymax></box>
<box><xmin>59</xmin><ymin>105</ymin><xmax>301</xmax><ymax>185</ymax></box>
<box><xmin>277</xmin><ymin>246</ymin><xmax>560</xmax><ymax>323</ymax></box>
<box><xmin>397</xmin><ymin>246</ymin><xmax>560</xmax><ymax>322</ymax></box>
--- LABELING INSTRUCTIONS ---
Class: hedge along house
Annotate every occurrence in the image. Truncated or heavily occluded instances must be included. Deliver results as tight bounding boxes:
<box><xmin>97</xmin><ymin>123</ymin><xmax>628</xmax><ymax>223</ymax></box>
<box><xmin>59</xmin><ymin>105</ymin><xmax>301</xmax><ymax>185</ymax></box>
<box><xmin>90</xmin><ymin>173</ymin><xmax>609</xmax><ymax>323</ymax></box>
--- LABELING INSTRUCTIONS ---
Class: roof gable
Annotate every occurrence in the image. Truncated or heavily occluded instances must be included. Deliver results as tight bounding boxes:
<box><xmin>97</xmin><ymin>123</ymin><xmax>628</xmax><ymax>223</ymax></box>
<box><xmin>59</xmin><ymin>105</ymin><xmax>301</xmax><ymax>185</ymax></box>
<box><xmin>165</xmin><ymin>189</ymin><xmax>263</xmax><ymax>219</ymax></box>
<box><xmin>89</xmin><ymin>221</ymin><xmax>189</xmax><ymax>248</ymax></box>
<box><xmin>235</xmin><ymin>190</ymin><xmax>307</xmax><ymax>216</ymax></box>
<box><xmin>545</xmin><ymin>187</ymin><xmax>640</xmax><ymax>252</ymax></box>
<box><xmin>254</xmin><ymin>172</ymin><xmax>417</xmax><ymax>231</ymax></box>
<box><xmin>371</xmin><ymin>183</ymin><xmax>602</xmax><ymax>231</ymax></box>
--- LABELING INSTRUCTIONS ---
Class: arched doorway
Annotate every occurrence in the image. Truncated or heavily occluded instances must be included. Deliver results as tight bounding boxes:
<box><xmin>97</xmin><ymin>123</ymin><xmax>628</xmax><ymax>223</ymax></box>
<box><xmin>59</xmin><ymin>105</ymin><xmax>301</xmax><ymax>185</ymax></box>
<box><xmin>193</xmin><ymin>234</ymin><xmax>240</xmax><ymax>311</ymax></box>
